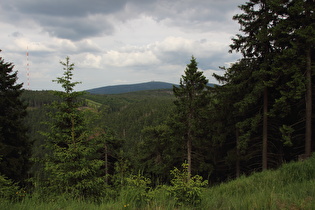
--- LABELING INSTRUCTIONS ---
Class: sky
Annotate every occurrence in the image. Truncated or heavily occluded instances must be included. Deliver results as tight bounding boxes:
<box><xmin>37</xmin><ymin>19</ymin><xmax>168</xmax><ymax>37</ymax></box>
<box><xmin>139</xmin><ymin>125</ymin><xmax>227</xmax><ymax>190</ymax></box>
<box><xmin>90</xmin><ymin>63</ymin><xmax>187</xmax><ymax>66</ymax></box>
<box><xmin>0</xmin><ymin>0</ymin><xmax>244</xmax><ymax>91</ymax></box>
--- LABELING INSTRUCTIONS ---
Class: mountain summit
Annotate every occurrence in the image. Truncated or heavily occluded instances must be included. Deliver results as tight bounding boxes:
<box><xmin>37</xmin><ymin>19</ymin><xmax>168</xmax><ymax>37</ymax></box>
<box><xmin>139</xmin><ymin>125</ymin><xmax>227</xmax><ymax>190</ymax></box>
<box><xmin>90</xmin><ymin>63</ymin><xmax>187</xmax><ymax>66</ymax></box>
<box><xmin>86</xmin><ymin>81</ymin><xmax>177</xmax><ymax>94</ymax></box>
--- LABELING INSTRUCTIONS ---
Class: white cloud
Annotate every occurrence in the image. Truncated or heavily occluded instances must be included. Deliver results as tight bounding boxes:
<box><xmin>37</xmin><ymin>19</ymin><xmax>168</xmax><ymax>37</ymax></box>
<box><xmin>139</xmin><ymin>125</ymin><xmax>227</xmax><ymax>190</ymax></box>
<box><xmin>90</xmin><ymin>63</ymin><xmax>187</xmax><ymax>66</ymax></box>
<box><xmin>78</xmin><ymin>53</ymin><xmax>102</xmax><ymax>69</ymax></box>
<box><xmin>105</xmin><ymin>49</ymin><xmax>159</xmax><ymax>67</ymax></box>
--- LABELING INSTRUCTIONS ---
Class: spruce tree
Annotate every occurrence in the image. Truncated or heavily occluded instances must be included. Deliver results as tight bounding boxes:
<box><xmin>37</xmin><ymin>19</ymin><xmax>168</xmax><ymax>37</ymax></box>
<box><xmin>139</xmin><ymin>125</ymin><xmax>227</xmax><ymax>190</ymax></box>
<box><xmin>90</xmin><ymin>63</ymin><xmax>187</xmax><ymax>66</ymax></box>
<box><xmin>0</xmin><ymin>50</ymin><xmax>31</xmax><ymax>184</ymax></box>
<box><xmin>41</xmin><ymin>57</ymin><xmax>105</xmax><ymax>199</ymax></box>
<box><xmin>268</xmin><ymin>0</ymin><xmax>315</xmax><ymax>158</ymax></box>
<box><xmin>218</xmin><ymin>0</ymin><xmax>314</xmax><ymax>172</ymax></box>
<box><xmin>289</xmin><ymin>0</ymin><xmax>315</xmax><ymax>157</ymax></box>
<box><xmin>172</xmin><ymin>56</ymin><xmax>209</xmax><ymax>176</ymax></box>
<box><xmin>230</xmin><ymin>0</ymin><xmax>287</xmax><ymax>170</ymax></box>
<box><xmin>212</xmin><ymin>59</ymin><xmax>258</xmax><ymax>177</ymax></box>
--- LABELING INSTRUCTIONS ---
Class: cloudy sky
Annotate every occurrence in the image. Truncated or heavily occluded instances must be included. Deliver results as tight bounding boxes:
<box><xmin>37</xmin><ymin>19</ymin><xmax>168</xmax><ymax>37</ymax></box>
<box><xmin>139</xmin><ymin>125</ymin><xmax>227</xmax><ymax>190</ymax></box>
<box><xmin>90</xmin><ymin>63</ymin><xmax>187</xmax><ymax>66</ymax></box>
<box><xmin>1</xmin><ymin>0</ymin><xmax>244</xmax><ymax>91</ymax></box>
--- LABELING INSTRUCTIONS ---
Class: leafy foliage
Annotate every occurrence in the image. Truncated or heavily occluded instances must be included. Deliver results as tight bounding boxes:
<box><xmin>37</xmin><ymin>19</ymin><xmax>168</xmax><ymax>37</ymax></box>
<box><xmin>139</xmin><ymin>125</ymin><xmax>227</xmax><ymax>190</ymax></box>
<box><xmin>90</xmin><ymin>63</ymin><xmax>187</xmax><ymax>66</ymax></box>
<box><xmin>119</xmin><ymin>173</ymin><xmax>152</xmax><ymax>208</ymax></box>
<box><xmin>0</xmin><ymin>174</ymin><xmax>20</xmax><ymax>201</ymax></box>
<box><xmin>166</xmin><ymin>163</ymin><xmax>208</xmax><ymax>206</ymax></box>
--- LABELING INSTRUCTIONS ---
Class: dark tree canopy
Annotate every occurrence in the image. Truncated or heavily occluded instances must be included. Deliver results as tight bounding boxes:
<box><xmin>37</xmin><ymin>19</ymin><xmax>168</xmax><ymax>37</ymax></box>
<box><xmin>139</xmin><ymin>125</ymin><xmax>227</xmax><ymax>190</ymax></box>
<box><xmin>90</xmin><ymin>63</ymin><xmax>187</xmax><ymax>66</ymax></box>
<box><xmin>0</xmin><ymin>51</ymin><xmax>31</xmax><ymax>184</ymax></box>
<box><xmin>172</xmin><ymin>56</ymin><xmax>209</xmax><ymax>176</ymax></box>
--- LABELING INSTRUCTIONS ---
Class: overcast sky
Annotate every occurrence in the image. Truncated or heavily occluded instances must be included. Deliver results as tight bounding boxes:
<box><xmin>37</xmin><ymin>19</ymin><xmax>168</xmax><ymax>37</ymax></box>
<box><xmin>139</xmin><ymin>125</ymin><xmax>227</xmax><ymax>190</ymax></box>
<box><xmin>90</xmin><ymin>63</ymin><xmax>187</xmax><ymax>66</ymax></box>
<box><xmin>1</xmin><ymin>0</ymin><xmax>244</xmax><ymax>91</ymax></box>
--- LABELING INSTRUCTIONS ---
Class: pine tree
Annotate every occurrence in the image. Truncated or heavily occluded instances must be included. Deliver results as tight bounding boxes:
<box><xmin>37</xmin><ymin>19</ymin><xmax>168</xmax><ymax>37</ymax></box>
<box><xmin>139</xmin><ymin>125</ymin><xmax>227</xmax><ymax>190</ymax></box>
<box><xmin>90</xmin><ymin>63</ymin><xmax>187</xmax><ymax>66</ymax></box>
<box><xmin>0</xmin><ymin>50</ymin><xmax>31</xmax><ymax>184</ymax></box>
<box><xmin>172</xmin><ymin>56</ymin><xmax>209</xmax><ymax>177</ymax></box>
<box><xmin>40</xmin><ymin>57</ymin><xmax>106</xmax><ymax>199</ymax></box>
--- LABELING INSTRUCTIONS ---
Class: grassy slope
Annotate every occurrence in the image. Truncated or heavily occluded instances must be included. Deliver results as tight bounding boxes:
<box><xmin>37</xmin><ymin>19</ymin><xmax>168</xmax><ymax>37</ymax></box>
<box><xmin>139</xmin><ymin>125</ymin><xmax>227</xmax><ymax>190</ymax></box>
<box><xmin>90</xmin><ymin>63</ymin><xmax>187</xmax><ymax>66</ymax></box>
<box><xmin>2</xmin><ymin>154</ymin><xmax>315</xmax><ymax>209</ymax></box>
<box><xmin>201</xmin><ymin>155</ymin><xmax>315</xmax><ymax>209</ymax></box>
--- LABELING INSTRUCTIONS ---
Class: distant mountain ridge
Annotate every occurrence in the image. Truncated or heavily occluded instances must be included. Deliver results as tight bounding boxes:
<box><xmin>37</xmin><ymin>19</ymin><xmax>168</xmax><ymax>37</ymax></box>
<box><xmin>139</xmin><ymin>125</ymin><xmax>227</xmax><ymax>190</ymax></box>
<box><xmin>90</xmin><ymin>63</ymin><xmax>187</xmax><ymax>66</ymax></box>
<box><xmin>86</xmin><ymin>81</ymin><xmax>176</xmax><ymax>94</ymax></box>
<box><xmin>86</xmin><ymin>81</ymin><xmax>216</xmax><ymax>94</ymax></box>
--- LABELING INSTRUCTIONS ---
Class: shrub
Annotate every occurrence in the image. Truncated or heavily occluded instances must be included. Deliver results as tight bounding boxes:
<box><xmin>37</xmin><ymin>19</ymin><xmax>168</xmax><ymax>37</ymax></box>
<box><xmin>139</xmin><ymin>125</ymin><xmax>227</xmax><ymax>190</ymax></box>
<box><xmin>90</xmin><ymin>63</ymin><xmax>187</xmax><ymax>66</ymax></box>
<box><xmin>167</xmin><ymin>163</ymin><xmax>208</xmax><ymax>206</ymax></box>
<box><xmin>119</xmin><ymin>173</ymin><xmax>152</xmax><ymax>208</ymax></box>
<box><xmin>0</xmin><ymin>174</ymin><xmax>20</xmax><ymax>201</ymax></box>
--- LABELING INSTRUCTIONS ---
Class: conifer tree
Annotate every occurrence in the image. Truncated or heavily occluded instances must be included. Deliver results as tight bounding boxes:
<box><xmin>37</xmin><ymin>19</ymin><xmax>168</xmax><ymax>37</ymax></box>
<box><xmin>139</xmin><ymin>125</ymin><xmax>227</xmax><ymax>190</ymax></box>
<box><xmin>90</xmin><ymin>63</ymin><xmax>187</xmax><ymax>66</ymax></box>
<box><xmin>0</xmin><ymin>50</ymin><xmax>31</xmax><ymax>184</ymax></box>
<box><xmin>41</xmin><ymin>57</ymin><xmax>105</xmax><ymax>199</ymax></box>
<box><xmin>268</xmin><ymin>0</ymin><xmax>315</xmax><ymax>157</ymax></box>
<box><xmin>230</xmin><ymin>0</ymin><xmax>285</xmax><ymax>170</ymax></box>
<box><xmin>212</xmin><ymin>59</ymin><xmax>258</xmax><ymax>177</ymax></box>
<box><xmin>172</xmin><ymin>56</ymin><xmax>209</xmax><ymax>177</ymax></box>
<box><xmin>220</xmin><ymin>0</ymin><xmax>314</xmax><ymax>171</ymax></box>
<box><xmin>289</xmin><ymin>0</ymin><xmax>315</xmax><ymax>157</ymax></box>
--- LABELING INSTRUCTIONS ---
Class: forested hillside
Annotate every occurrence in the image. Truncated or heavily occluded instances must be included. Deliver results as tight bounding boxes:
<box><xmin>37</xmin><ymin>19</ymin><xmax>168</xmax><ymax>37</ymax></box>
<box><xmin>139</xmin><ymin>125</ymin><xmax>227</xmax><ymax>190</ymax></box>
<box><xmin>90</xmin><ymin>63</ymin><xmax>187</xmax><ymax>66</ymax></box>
<box><xmin>21</xmin><ymin>88</ymin><xmax>176</xmax><ymax>182</ymax></box>
<box><xmin>1</xmin><ymin>0</ymin><xmax>314</xmax><ymax>208</ymax></box>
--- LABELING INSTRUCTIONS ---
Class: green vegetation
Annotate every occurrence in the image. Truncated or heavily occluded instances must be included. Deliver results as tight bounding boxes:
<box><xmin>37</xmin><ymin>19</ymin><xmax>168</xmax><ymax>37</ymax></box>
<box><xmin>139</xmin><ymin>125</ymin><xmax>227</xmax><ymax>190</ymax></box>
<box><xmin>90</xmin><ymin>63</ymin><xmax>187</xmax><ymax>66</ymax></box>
<box><xmin>1</xmin><ymin>0</ymin><xmax>315</xmax><ymax>209</ymax></box>
<box><xmin>0</xmin><ymin>51</ymin><xmax>31</xmax><ymax>185</ymax></box>
<box><xmin>33</xmin><ymin>57</ymin><xmax>109</xmax><ymax>200</ymax></box>
<box><xmin>172</xmin><ymin>56</ymin><xmax>209</xmax><ymax>176</ymax></box>
<box><xmin>1</xmin><ymin>154</ymin><xmax>314</xmax><ymax>209</ymax></box>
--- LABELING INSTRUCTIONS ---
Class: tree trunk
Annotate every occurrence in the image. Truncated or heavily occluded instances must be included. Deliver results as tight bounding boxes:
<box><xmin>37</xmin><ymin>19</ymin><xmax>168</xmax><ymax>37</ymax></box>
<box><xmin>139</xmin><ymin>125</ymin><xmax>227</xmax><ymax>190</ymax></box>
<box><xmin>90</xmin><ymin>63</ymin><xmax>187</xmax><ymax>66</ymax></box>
<box><xmin>236</xmin><ymin>129</ymin><xmax>240</xmax><ymax>178</ymax></box>
<box><xmin>187</xmin><ymin>111</ymin><xmax>193</xmax><ymax>179</ymax></box>
<box><xmin>105</xmin><ymin>144</ymin><xmax>108</xmax><ymax>184</ymax></box>
<box><xmin>262</xmin><ymin>87</ymin><xmax>268</xmax><ymax>170</ymax></box>
<box><xmin>305</xmin><ymin>47</ymin><xmax>312</xmax><ymax>157</ymax></box>
<box><xmin>187</xmin><ymin>136</ymin><xmax>192</xmax><ymax>179</ymax></box>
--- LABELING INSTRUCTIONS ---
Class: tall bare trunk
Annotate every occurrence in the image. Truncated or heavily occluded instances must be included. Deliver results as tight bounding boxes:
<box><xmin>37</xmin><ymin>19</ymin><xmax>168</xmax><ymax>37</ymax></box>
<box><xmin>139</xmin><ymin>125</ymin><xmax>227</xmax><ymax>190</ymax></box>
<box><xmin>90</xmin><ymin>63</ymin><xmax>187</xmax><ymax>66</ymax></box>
<box><xmin>187</xmin><ymin>111</ymin><xmax>193</xmax><ymax>179</ymax></box>
<box><xmin>105</xmin><ymin>144</ymin><xmax>108</xmax><ymax>184</ymax></box>
<box><xmin>236</xmin><ymin>129</ymin><xmax>240</xmax><ymax>178</ymax></box>
<box><xmin>262</xmin><ymin>87</ymin><xmax>268</xmax><ymax>170</ymax></box>
<box><xmin>187</xmin><ymin>136</ymin><xmax>192</xmax><ymax>179</ymax></box>
<box><xmin>305</xmin><ymin>48</ymin><xmax>312</xmax><ymax>157</ymax></box>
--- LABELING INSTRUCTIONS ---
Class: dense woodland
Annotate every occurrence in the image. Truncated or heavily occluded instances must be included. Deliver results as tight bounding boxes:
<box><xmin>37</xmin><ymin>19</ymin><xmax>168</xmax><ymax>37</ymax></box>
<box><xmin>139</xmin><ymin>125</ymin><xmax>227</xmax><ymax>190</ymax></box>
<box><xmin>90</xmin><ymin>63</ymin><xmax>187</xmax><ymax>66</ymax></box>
<box><xmin>1</xmin><ymin>0</ymin><xmax>315</xmax><ymax>207</ymax></box>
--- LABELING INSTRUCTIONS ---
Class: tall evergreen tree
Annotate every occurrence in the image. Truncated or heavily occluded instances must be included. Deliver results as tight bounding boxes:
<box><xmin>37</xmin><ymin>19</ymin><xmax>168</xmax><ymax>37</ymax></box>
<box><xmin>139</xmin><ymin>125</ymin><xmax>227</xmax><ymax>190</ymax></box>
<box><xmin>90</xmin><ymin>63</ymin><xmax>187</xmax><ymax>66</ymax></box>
<box><xmin>172</xmin><ymin>56</ymin><xmax>209</xmax><ymax>176</ymax></box>
<box><xmin>0</xmin><ymin>50</ymin><xmax>31</xmax><ymax>184</ymax></box>
<box><xmin>217</xmin><ymin>0</ymin><xmax>314</xmax><ymax>172</ymax></box>
<box><xmin>230</xmin><ymin>0</ymin><xmax>287</xmax><ymax>170</ymax></box>
<box><xmin>268</xmin><ymin>0</ymin><xmax>315</xmax><ymax>158</ymax></box>
<box><xmin>290</xmin><ymin>0</ymin><xmax>315</xmax><ymax>157</ymax></box>
<box><xmin>212</xmin><ymin>59</ymin><xmax>258</xmax><ymax>178</ymax></box>
<box><xmin>40</xmin><ymin>57</ymin><xmax>106</xmax><ymax>199</ymax></box>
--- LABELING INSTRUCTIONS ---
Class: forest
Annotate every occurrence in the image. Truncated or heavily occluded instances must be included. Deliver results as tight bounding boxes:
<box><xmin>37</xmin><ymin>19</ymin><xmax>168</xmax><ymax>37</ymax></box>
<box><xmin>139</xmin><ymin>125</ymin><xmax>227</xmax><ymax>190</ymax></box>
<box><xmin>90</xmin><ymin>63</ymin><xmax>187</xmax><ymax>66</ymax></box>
<box><xmin>1</xmin><ymin>0</ymin><xmax>315</xmax><ymax>209</ymax></box>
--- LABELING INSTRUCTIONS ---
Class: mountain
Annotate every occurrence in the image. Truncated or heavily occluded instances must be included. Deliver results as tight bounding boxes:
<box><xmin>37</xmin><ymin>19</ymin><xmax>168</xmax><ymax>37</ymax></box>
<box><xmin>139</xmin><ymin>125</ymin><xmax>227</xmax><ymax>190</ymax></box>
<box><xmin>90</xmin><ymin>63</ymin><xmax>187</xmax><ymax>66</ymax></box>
<box><xmin>86</xmin><ymin>81</ymin><xmax>177</xmax><ymax>94</ymax></box>
<box><xmin>86</xmin><ymin>81</ymin><xmax>217</xmax><ymax>94</ymax></box>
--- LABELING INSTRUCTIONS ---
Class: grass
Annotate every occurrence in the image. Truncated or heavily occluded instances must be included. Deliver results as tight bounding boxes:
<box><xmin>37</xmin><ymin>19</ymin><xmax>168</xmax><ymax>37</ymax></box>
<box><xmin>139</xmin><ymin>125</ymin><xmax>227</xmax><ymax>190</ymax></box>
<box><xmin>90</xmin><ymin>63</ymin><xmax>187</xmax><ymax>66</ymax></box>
<box><xmin>2</xmin><ymin>155</ymin><xmax>315</xmax><ymax>209</ymax></box>
<box><xmin>201</xmin><ymin>156</ymin><xmax>315</xmax><ymax>209</ymax></box>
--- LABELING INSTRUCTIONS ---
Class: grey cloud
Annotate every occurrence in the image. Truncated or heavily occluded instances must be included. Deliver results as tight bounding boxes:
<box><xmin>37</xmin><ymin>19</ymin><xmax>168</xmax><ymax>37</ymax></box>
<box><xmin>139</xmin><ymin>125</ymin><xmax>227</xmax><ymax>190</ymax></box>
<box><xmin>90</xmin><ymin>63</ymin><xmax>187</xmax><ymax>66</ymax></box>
<box><xmin>2</xmin><ymin>0</ymin><xmax>244</xmax><ymax>41</ymax></box>
<box><xmin>2</xmin><ymin>0</ymin><xmax>124</xmax><ymax>40</ymax></box>
<box><xmin>128</xmin><ymin>0</ymin><xmax>244</xmax><ymax>25</ymax></box>
<box><xmin>41</xmin><ymin>17</ymin><xmax>114</xmax><ymax>41</ymax></box>
<box><xmin>11</xmin><ymin>32</ymin><xmax>23</xmax><ymax>38</ymax></box>
<box><xmin>7</xmin><ymin>0</ymin><xmax>128</xmax><ymax>17</ymax></box>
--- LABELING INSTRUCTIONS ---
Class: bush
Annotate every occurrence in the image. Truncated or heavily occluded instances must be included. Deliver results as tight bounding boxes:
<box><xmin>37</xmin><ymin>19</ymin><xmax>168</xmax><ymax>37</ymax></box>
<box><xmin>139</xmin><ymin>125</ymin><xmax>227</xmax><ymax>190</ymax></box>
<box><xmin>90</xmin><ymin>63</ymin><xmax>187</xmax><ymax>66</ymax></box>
<box><xmin>166</xmin><ymin>163</ymin><xmax>208</xmax><ymax>206</ymax></box>
<box><xmin>0</xmin><ymin>174</ymin><xmax>20</xmax><ymax>201</ymax></box>
<box><xmin>119</xmin><ymin>173</ymin><xmax>152</xmax><ymax>208</ymax></box>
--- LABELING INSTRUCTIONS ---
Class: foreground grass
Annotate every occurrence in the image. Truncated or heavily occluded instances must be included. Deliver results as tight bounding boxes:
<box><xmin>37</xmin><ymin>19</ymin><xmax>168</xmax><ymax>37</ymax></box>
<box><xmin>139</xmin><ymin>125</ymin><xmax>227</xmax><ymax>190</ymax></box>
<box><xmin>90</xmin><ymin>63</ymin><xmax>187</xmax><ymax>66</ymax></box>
<box><xmin>202</xmin><ymin>159</ymin><xmax>315</xmax><ymax>209</ymax></box>
<box><xmin>2</xmin><ymin>155</ymin><xmax>315</xmax><ymax>209</ymax></box>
